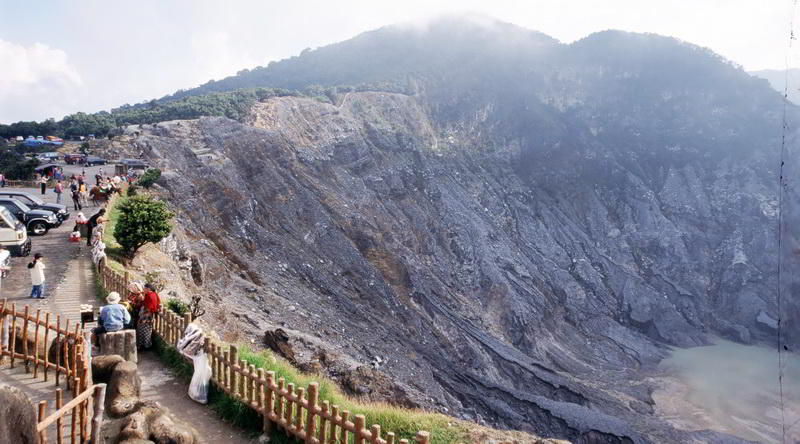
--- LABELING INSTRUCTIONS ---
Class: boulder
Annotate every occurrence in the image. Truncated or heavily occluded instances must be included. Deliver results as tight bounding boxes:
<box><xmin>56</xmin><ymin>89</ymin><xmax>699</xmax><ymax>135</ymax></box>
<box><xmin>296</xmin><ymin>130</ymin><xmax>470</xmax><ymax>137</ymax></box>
<box><xmin>108</xmin><ymin>361</ymin><xmax>141</xmax><ymax>417</ymax></box>
<box><xmin>0</xmin><ymin>384</ymin><xmax>37</xmax><ymax>444</ymax></box>
<box><xmin>92</xmin><ymin>354</ymin><xmax>125</xmax><ymax>382</ymax></box>
<box><xmin>148</xmin><ymin>411</ymin><xmax>197</xmax><ymax>444</ymax></box>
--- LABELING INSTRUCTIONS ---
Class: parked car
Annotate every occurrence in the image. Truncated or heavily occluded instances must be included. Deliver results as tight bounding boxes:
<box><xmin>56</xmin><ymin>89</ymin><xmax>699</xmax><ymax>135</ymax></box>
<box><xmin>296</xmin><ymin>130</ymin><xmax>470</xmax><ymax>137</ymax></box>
<box><xmin>84</xmin><ymin>156</ymin><xmax>107</xmax><ymax>166</ymax></box>
<box><xmin>0</xmin><ymin>191</ymin><xmax>69</xmax><ymax>221</ymax></box>
<box><xmin>0</xmin><ymin>207</ymin><xmax>31</xmax><ymax>256</ymax></box>
<box><xmin>0</xmin><ymin>198</ymin><xmax>59</xmax><ymax>235</ymax></box>
<box><xmin>120</xmin><ymin>158</ymin><xmax>148</xmax><ymax>170</ymax></box>
<box><xmin>64</xmin><ymin>153</ymin><xmax>85</xmax><ymax>164</ymax></box>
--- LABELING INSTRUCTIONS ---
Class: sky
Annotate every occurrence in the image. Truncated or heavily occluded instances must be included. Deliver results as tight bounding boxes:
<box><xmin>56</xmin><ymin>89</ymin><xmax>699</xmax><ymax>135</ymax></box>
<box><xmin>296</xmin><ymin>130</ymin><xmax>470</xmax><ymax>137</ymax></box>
<box><xmin>0</xmin><ymin>0</ymin><xmax>795</xmax><ymax>123</ymax></box>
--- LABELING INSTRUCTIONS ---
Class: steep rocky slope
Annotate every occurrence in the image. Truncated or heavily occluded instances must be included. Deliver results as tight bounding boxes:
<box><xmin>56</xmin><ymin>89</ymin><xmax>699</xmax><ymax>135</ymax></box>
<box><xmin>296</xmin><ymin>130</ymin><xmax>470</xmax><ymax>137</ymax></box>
<box><xmin>105</xmin><ymin>20</ymin><xmax>798</xmax><ymax>444</ymax></box>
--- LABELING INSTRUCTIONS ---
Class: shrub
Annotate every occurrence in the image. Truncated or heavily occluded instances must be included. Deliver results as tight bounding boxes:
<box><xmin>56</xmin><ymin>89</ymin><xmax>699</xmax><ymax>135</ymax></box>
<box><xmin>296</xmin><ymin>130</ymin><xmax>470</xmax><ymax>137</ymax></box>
<box><xmin>138</xmin><ymin>168</ymin><xmax>161</xmax><ymax>188</ymax></box>
<box><xmin>126</xmin><ymin>184</ymin><xmax>138</xmax><ymax>196</ymax></box>
<box><xmin>166</xmin><ymin>298</ymin><xmax>188</xmax><ymax>315</ymax></box>
<box><xmin>143</xmin><ymin>271</ymin><xmax>166</xmax><ymax>292</ymax></box>
<box><xmin>113</xmin><ymin>194</ymin><xmax>174</xmax><ymax>256</ymax></box>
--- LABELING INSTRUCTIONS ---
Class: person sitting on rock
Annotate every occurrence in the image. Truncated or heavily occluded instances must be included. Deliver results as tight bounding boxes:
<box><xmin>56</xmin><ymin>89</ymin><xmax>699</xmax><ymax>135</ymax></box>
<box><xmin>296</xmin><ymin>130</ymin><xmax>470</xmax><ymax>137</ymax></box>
<box><xmin>92</xmin><ymin>292</ymin><xmax>130</xmax><ymax>344</ymax></box>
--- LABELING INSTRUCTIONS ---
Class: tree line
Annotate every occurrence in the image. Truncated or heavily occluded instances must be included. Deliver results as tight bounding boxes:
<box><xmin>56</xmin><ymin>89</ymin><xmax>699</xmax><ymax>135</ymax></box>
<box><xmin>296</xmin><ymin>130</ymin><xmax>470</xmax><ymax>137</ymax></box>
<box><xmin>0</xmin><ymin>88</ymin><xmax>301</xmax><ymax>140</ymax></box>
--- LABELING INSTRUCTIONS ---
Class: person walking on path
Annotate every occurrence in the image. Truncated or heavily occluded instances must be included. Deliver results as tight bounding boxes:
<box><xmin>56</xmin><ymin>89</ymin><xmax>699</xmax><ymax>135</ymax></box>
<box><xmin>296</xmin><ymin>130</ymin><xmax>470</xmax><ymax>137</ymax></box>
<box><xmin>0</xmin><ymin>173</ymin><xmax>5</xmax><ymax>188</ymax></box>
<box><xmin>28</xmin><ymin>252</ymin><xmax>45</xmax><ymax>299</ymax></box>
<box><xmin>137</xmin><ymin>283</ymin><xmax>161</xmax><ymax>349</ymax></box>
<box><xmin>71</xmin><ymin>181</ymin><xmax>82</xmax><ymax>211</ymax></box>
<box><xmin>87</xmin><ymin>208</ymin><xmax>107</xmax><ymax>246</ymax></box>
<box><xmin>54</xmin><ymin>180</ymin><xmax>64</xmax><ymax>204</ymax></box>
<box><xmin>39</xmin><ymin>175</ymin><xmax>47</xmax><ymax>195</ymax></box>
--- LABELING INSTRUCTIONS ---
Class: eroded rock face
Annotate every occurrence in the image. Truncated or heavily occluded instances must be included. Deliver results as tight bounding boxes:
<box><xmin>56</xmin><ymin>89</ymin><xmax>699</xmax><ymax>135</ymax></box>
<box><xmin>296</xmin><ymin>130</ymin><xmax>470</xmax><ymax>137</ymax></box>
<box><xmin>115</xmin><ymin>37</ymin><xmax>794</xmax><ymax>441</ymax></box>
<box><xmin>0</xmin><ymin>385</ymin><xmax>37</xmax><ymax>444</ymax></box>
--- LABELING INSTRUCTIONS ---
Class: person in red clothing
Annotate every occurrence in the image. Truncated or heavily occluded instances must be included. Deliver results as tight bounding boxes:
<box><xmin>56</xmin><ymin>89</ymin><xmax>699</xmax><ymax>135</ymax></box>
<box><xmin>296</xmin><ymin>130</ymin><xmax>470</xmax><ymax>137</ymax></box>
<box><xmin>136</xmin><ymin>282</ymin><xmax>161</xmax><ymax>349</ymax></box>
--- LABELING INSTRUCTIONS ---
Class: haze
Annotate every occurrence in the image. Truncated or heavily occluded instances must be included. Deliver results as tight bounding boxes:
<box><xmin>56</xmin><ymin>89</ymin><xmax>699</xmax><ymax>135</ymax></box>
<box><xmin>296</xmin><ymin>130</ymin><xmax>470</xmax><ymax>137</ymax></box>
<box><xmin>0</xmin><ymin>0</ymin><xmax>794</xmax><ymax>122</ymax></box>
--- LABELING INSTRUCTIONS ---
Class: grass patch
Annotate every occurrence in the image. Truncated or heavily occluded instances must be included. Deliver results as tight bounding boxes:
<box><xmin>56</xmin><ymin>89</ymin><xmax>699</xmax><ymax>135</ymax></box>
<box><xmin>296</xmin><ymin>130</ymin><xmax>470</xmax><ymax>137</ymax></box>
<box><xmin>236</xmin><ymin>345</ymin><xmax>470</xmax><ymax>444</ymax></box>
<box><xmin>102</xmin><ymin>193</ymin><xmax>128</xmax><ymax>268</ymax></box>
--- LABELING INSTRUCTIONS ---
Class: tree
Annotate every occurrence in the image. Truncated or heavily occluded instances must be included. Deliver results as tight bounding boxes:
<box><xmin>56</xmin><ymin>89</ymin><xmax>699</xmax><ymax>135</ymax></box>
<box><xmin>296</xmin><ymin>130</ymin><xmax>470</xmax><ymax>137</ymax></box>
<box><xmin>137</xmin><ymin>168</ymin><xmax>161</xmax><ymax>188</ymax></box>
<box><xmin>113</xmin><ymin>195</ymin><xmax>174</xmax><ymax>257</ymax></box>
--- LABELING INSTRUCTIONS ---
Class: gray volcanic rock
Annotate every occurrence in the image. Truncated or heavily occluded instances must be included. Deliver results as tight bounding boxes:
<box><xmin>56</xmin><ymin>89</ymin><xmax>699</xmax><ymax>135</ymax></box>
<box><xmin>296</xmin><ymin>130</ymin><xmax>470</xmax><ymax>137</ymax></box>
<box><xmin>112</xmin><ymin>26</ymin><xmax>797</xmax><ymax>444</ymax></box>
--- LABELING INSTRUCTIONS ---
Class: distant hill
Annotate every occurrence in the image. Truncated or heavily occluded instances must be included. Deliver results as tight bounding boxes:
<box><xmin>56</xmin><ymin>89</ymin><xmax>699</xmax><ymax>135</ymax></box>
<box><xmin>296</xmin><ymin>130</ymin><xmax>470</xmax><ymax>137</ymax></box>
<box><xmin>750</xmin><ymin>68</ymin><xmax>800</xmax><ymax>103</ymax></box>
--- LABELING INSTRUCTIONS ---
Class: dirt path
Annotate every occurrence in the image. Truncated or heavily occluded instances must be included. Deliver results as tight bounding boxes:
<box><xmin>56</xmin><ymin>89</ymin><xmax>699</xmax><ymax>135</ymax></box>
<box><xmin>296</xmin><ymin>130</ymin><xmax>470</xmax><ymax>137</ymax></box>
<box><xmin>0</xmin><ymin>171</ymin><xmax>256</xmax><ymax>444</ymax></box>
<box><xmin>137</xmin><ymin>351</ymin><xmax>256</xmax><ymax>444</ymax></box>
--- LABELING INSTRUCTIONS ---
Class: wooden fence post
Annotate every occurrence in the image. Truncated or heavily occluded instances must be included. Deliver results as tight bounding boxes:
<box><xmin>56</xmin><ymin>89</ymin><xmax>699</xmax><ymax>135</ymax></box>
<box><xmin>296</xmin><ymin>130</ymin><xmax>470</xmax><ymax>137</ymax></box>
<box><xmin>354</xmin><ymin>415</ymin><xmax>366</xmax><ymax>444</ymax></box>
<box><xmin>22</xmin><ymin>305</ymin><xmax>30</xmax><ymax>371</ymax></box>
<box><xmin>306</xmin><ymin>383</ymin><xmax>318</xmax><ymax>444</ymax></box>
<box><xmin>265</xmin><ymin>371</ymin><xmax>275</xmax><ymax>433</ymax></box>
<box><xmin>285</xmin><ymin>382</ymin><xmax>294</xmax><ymax>436</ymax></box>
<box><xmin>229</xmin><ymin>345</ymin><xmax>238</xmax><ymax>398</ymax></box>
<box><xmin>91</xmin><ymin>384</ymin><xmax>107</xmax><ymax>444</ymax></box>
<box><xmin>370</xmin><ymin>425</ymin><xmax>382</xmax><ymax>444</ymax></box>
<box><xmin>43</xmin><ymin>312</ymin><xmax>50</xmax><ymax>382</ymax></box>
<box><xmin>294</xmin><ymin>386</ymin><xmax>304</xmax><ymax>434</ymax></box>
<box><xmin>416</xmin><ymin>431</ymin><xmax>430</xmax><ymax>444</ymax></box>
<box><xmin>340</xmin><ymin>410</ymin><xmax>350</xmax><ymax>444</ymax></box>
<box><xmin>56</xmin><ymin>388</ymin><xmax>64</xmax><ymax>443</ymax></box>
<box><xmin>38</xmin><ymin>400</ymin><xmax>48</xmax><ymax>444</ymax></box>
<box><xmin>54</xmin><ymin>315</ymin><xmax>61</xmax><ymax>386</ymax></box>
<box><xmin>10</xmin><ymin>303</ymin><xmax>17</xmax><ymax>368</ymax></box>
<box><xmin>32</xmin><ymin>309</ymin><xmax>40</xmax><ymax>376</ymax></box>
<box><xmin>330</xmin><ymin>405</ymin><xmax>340</xmax><ymax>444</ymax></box>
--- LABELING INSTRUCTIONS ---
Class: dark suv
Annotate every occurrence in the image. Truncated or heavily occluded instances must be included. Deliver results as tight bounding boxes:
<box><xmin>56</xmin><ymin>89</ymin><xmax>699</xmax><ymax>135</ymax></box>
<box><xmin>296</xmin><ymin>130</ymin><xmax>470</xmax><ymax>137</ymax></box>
<box><xmin>0</xmin><ymin>191</ymin><xmax>70</xmax><ymax>221</ymax></box>
<box><xmin>0</xmin><ymin>198</ymin><xmax>59</xmax><ymax>235</ymax></box>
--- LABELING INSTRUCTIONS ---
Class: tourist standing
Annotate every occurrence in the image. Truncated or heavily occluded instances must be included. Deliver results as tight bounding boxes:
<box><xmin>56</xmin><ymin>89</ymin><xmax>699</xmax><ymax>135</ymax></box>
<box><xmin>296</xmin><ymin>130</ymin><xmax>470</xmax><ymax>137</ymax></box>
<box><xmin>87</xmin><ymin>208</ymin><xmax>107</xmax><ymax>246</ymax></box>
<box><xmin>54</xmin><ymin>180</ymin><xmax>64</xmax><ymax>204</ymax></box>
<box><xmin>137</xmin><ymin>283</ymin><xmax>161</xmax><ymax>349</ymax></box>
<box><xmin>71</xmin><ymin>182</ymin><xmax>82</xmax><ymax>211</ymax></box>
<box><xmin>28</xmin><ymin>253</ymin><xmax>45</xmax><ymax>299</ymax></box>
<box><xmin>39</xmin><ymin>175</ymin><xmax>47</xmax><ymax>195</ymax></box>
<box><xmin>0</xmin><ymin>173</ymin><xmax>5</xmax><ymax>188</ymax></box>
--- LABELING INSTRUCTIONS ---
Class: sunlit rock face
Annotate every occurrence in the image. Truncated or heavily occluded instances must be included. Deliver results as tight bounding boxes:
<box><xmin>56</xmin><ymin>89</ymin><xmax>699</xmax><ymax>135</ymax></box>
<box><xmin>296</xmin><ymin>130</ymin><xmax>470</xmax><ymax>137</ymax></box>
<box><xmin>119</xmin><ymin>20</ymin><xmax>793</xmax><ymax>443</ymax></box>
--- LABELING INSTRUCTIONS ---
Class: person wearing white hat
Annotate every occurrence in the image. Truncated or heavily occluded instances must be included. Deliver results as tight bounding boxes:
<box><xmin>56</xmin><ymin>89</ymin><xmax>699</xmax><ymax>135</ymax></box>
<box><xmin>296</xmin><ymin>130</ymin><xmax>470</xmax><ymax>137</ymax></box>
<box><xmin>92</xmin><ymin>291</ymin><xmax>131</xmax><ymax>343</ymax></box>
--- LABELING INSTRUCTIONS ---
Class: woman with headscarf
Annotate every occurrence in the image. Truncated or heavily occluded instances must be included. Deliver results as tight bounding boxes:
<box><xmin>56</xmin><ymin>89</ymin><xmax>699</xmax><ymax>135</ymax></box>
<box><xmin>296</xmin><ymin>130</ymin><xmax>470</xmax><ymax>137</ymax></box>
<box><xmin>127</xmin><ymin>281</ymin><xmax>144</xmax><ymax>327</ymax></box>
<box><xmin>137</xmin><ymin>282</ymin><xmax>161</xmax><ymax>349</ymax></box>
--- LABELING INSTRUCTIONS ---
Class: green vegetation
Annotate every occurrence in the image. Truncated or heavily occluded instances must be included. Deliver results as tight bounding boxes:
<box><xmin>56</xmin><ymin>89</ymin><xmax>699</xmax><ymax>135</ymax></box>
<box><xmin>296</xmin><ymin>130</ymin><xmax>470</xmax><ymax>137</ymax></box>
<box><xmin>235</xmin><ymin>345</ymin><xmax>470</xmax><ymax>443</ymax></box>
<box><xmin>102</xmin><ymin>194</ymin><xmax>127</xmax><ymax>271</ymax></box>
<box><xmin>166</xmin><ymin>298</ymin><xmax>189</xmax><ymax>316</ymax></box>
<box><xmin>137</xmin><ymin>168</ymin><xmax>161</xmax><ymax>188</ymax></box>
<box><xmin>113</xmin><ymin>194</ymin><xmax>174</xmax><ymax>257</ymax></box>
<box><xmin>0</xmin><ymin>88</ymin><xmax>300</xmax><ymax>139</ymax></box>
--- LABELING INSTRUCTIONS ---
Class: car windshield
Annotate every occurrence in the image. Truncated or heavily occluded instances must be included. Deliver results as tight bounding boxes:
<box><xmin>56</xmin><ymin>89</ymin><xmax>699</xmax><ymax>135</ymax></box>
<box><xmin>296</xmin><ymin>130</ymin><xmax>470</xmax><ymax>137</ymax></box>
<box><xmin>7</xmin><ymin>200</ymin><xmax>31</xmax><ymax>212</ymax></box>
<box><xmin>0</xmin><ymin>207</ymin><xmax>20</xmax><ymax>226</ymax></box>
<box><xmin>9</xmin><ymin>193</ymin><xmax>42</xmax><ymax>205</ymax></box>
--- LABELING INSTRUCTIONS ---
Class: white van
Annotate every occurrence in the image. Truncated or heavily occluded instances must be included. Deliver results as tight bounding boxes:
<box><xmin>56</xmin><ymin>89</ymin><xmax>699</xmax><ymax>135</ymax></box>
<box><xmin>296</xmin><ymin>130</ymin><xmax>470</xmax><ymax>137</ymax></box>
<box><xmin>0</xmin><ymin>207</ymin><xmax>31</xmax><ymax>256</ymax></box>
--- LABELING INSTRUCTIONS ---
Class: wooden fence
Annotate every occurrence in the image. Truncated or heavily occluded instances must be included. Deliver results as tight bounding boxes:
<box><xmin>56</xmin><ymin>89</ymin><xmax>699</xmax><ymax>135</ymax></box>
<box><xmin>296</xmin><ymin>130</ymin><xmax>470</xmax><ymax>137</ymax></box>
<box><xmin>154</xmin><ymin>306</ymin><xmax>431</xmax><ymax>444</ymax></box>
<box><xmin>96</xmin><ymin>256</ymin><xmax>433</xmax><ymax>444</ymax></box>
<box><xmin>0</xmin><ymin>300</ymin><xmax>105</xmax><ymax>444</ymax></box>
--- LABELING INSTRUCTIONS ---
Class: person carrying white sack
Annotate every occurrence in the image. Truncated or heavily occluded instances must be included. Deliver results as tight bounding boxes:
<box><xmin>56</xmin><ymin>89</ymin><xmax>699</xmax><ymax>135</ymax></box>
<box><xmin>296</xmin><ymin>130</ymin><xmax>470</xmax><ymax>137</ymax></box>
<box><xmin>178</xmin><ymin>322</ymin><xmax>211</xmax><ymax>404</ymax></box>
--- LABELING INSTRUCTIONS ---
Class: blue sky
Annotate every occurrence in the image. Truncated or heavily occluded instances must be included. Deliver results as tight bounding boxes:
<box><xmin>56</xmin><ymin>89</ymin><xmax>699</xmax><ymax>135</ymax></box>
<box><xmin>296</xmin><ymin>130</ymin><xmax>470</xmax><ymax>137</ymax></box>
<box><xmin>0</xmin><ymin>0</ymin><xmax>794</xmax><ymax>123</ymax></box>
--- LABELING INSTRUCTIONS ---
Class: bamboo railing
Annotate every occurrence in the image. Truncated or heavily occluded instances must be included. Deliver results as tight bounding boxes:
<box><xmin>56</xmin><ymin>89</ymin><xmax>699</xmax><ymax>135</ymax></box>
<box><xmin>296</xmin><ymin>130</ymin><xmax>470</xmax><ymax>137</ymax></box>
<box><xmin>0</xmin><ymin>300</ymin><xmax>105</xmax><ymax>444</ymax></box>
<box><xmin>153</xmin><ymin>307</ymin><xmax>431</xmax><ymax>444</ymax></box>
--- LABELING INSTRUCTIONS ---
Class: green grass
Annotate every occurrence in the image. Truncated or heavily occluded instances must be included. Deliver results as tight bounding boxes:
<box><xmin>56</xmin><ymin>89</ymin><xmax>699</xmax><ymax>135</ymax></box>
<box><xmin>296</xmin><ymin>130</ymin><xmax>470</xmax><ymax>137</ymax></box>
<box><xmin>235</xmin><ymin>345</ymin><xmax>470</xmax><ymax>444</ymax></box>
<box><xmin>102</xmin><ymin>193</ymin><xmax>128</xmax><ymax>268</ymax></box>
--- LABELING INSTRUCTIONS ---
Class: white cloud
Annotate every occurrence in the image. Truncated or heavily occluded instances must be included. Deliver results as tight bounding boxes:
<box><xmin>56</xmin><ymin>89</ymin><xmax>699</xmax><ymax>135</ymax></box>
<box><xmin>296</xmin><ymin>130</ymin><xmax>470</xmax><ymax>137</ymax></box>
<box><xmin>0</xmin><ymin>39</ymin><xmax>84</xmax><ymax>122</ymax></box>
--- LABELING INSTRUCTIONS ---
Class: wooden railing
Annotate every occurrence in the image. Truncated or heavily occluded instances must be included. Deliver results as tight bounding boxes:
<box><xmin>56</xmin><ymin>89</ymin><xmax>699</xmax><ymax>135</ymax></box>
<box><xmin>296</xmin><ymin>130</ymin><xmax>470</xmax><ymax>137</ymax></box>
<box><xmin>0</xmin><ymin>300</ymin><xmax>104</xmax><ymax>444</ymax></box>
<box><xmin>0</xmin><ymin>300</ymin><xmax>87</xmax><ymax>388</ymax></box>
<box><xmin>97</xmin><ymin>256</ymin><xmax>433</xmax><ymax>443</ymax></box>
<box><xmin>154</xmin><ymin>307</ymin><xmax>431</xmax><ymax>444</ymax></box>
<box><xmin>36</xmin><ymin>384</ymin><xmax>106</xmax><ymax>444</ymax></box>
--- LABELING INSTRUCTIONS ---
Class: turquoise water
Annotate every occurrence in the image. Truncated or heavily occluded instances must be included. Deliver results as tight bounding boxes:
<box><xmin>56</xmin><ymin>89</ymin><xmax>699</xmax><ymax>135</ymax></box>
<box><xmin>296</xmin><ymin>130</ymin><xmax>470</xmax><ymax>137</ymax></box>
<box><xmin>658</xmin><ymin>338</ymin><xmax>800</xmax><ymax>443</ymax></box>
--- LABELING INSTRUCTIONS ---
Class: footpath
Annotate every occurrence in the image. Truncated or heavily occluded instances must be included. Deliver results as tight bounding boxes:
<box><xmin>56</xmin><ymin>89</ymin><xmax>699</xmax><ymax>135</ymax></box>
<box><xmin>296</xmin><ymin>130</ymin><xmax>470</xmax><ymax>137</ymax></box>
<box><xmin>0</xmin><ymin>181</ymin><xmax>254</xmax><ymax>444</ymax></box>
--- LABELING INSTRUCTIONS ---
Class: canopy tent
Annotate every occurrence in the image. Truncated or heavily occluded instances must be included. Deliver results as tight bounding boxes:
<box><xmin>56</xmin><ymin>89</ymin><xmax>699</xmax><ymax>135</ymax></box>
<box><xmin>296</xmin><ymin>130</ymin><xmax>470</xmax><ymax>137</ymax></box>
<box><xmin>34</xmin><ymin>163</ymin><xmax>59</xmax><ymax>171</ymax></box>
